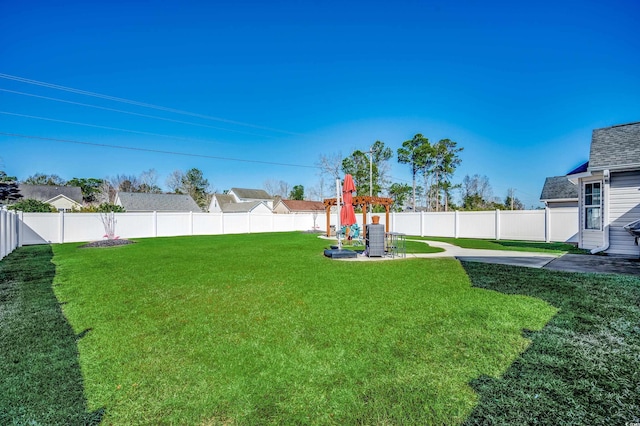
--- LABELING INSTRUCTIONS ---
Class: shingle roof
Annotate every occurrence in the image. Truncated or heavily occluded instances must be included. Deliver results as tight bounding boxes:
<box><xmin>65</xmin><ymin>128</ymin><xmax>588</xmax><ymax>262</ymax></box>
<box><xmin>117</xmin><ymin>192</ymin><xmax>202</xmax><ymax>212</ymax></box>
<box><xmin>221</xmin><ymin>200</ymin><xmax>264</xmax><ymax>213</ymax></box>
<box><xmin>540</xmin><ymin>176</ymin><xmax>578</xmax><ymax>201</ymax></box>
<box><xmin>279</xmin><ymin>199</ymin><xmax>325</xmax><ymax>212</ymax></box>
<box><xmin>18</xmin><ymin>184</ymin><xmax>83</xmax><ymax>203</ymax></box>
<box><xmin>589</xmin><ymin>121</ymin><xmax>640</xmax><ymax>171</ymax></box>
<box><xmin>230</xmin><ymin>188</ymin><xmax>273</xmax><ymax>200</ymax></box>
<box><xmin>213</xmin><ymin>194</ymin><xmax>235</xmax><ymax>206</ymax></box>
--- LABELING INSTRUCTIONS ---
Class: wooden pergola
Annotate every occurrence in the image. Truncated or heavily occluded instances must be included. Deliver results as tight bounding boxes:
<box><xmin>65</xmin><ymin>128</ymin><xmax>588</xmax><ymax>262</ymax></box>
<box><xmin>323</xmin><ymin>196</ymin><xmax>394</xmax><ymax>236</ymax></box>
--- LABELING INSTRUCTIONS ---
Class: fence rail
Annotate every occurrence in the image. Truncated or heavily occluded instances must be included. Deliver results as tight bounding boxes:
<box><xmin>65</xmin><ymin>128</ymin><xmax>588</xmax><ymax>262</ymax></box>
<box><xmin>2</xmin><ymin>208</ymin><xmax>579</xmax><ymax>252</ymax></box>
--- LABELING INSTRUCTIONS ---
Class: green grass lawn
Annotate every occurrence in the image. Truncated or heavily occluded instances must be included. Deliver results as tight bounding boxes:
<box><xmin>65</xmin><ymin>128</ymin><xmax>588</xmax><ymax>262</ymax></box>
<box><xmin>410</xmin><ymin>236</ymin><xmax>589</xmax><ymax>254</ymax></box>
<box><xmin>461</xmin><ymin>262</ymin><xmax>640</xmax><ymax>425</ymax></box>
<box><xmin>44</xmin><ymin>232</ymin><xmax>556</xmax><ymax>424</ymax></box>
<box><xmin>4</xmin><ymin>232</ymin><xmax>636</xmax><ymax>424</ymax></box>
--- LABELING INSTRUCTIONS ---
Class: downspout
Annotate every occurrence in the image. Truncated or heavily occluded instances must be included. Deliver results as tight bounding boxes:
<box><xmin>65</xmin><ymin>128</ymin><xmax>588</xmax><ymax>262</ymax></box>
<box><xmin>591</xmin><ymin>169</ymin><xmax>610</xmax><ymax>254</ymax></box>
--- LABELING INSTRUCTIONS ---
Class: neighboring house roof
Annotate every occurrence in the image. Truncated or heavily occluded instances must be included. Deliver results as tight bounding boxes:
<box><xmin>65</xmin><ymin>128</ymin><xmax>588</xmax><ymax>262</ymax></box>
<box><xmin>589</xmin><ymin>121</ymin><xmax>640</xmax><ymax>171</ymax></box>
<box><xmin>116</xmin><ymin>192</ymin><xmax>202</xmax><ymax>212</ymax></box>
<box><xmin>213</xmin><ymin>193</ymin><xmax>235</xmax><ymax>206</ymax></box>
<box><xmin>540</xmin><ymin>176</ymin><xmax>578</xmax><ymax>201</ymax></box>
<box><xmin>275</xmin><ymin>199</ymin><xmax>325</xmax><ymax>212</ymax></box>
<box><xmin>221</xmin><ymin>200</ymin><xmax>269</xmax><ymax>213</ymax></box>
<box><xmin>18</xmin><ymin>184</ymin><xmax>83</xmax><ymax>204</ymax></box>
<box><xmin>229</xmin><ymin>188</ymin><xmax>273</xmax><ymax>200</ymax></box>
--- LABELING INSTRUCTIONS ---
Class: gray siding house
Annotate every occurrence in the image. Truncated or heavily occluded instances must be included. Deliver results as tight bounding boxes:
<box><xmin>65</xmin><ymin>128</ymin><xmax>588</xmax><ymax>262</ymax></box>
<box><xmin>569</xmin><ymin>122</ymin><xmax>640</xmax><ymax>257</ymax></box>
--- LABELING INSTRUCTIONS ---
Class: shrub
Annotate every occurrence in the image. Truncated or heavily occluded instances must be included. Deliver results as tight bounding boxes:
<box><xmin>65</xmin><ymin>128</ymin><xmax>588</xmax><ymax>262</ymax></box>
<box><xmin>8</xmin><ymin>199</ymin><xmax>56</xmax><ymax>212</ymax></box>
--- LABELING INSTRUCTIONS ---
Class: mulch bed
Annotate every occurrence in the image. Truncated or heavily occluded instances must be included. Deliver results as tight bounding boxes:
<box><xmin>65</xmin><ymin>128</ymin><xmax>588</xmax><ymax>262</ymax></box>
<box><xmin>79</xmin><ymin>239</ymin><xmax>136</xmax><ymax>249</ymax></box>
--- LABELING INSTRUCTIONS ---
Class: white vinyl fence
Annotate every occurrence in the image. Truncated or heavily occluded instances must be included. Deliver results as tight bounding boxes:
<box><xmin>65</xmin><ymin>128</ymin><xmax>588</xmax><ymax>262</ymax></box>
<box><xmin>7</xmin><ymin>208</ymin><xmax>579</xmax><ymax>249</ymax></box>
<box><xmin>1</xmin><ymin>208</ymin><xmax>21</xmax><ymax>260</ymax></box>
<box><xmin>391</xmin><ymin>208</ymin><xmax>578</xmax><ymax>243</ymax></box>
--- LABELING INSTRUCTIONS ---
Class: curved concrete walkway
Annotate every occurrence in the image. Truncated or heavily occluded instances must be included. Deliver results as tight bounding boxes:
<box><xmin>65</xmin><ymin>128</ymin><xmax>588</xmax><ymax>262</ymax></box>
<box><xmin>336</xmin><ymin>239</ymin><xmax>560</xmax><ymax>268</ymax></box>
<box><xmin>331</xmin><ymin>238</ymin><xmax>640</xmax><ymax>275</ymax></box>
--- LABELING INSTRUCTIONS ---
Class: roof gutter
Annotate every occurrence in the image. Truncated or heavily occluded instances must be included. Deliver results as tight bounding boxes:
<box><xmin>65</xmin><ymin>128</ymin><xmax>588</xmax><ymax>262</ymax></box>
<box><xmin>591</xmin><ymin>169</ymin><xmax>610</xmax><ymax>254</ymax></box>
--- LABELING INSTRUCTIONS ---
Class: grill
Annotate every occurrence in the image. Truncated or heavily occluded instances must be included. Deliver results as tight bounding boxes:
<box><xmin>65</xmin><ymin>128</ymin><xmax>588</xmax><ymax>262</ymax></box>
<box><xmin>366</xmin><ymin>224</ymin><xmax>385</xmax><ymax>257</ymax></box>
<box><xmin>624</xmin><ymin>219</ymin><xmax>640</xmax><ymax>245</ymax></box>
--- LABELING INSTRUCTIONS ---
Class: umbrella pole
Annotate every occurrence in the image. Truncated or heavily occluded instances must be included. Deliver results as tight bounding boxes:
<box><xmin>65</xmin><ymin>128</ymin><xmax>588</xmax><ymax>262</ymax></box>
<box><xmin>336</xmin><ymin>178</ymin><xmax>342</xmax><ymax>249</ymax></box>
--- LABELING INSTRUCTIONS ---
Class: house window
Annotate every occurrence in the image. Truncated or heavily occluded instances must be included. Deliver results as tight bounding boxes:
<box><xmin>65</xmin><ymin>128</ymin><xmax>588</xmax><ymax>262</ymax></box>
<box><xmin>584</xmin><ymin>182</ymin><xmax>601</xmax><ymax>230</ymax></box>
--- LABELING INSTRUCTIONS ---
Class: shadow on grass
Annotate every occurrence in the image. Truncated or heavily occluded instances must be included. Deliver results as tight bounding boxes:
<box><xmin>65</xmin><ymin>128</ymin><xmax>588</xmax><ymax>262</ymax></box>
<box><xmin>461</xmin><ymin>261</ymin><xmax>640</xmax><ymax>425</ymax></box>
<box><xmin>0</xmin><ymin>245</ymin><xmax>104</xmax><ymax>425</ymax></box>
<box><xmin>492</xmin><ymin>240</ymin><xmax>589</xmax><ymax>254</ymax></box>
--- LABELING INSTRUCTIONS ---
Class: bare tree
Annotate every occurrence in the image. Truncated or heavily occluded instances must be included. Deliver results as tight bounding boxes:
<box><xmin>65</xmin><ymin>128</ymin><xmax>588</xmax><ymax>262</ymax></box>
<box><xmin>96</xmin><ymin>179</ymin><xmax>115</xmax><ymax>204</ymax></box>
<box><xmin>100</xmin><ymin>211</ymin><xmax>117</xmax><ymax>239</ymax></box>
<box><xmin>316</xmin><ymin>152</ymin><xmax>343</xmax><ymax>180</ymax></box>
<box><xmin>110</xmin><ymin>174</ymin><xmax>140</xmax><ymax>192</ymax></box>
<box><xmin>263</xmin><ymin>179</ymin><xmax>290</xmax><ymax>198</ymax></box>
<box><xmin>139</xmin><ymin>169</ymin><xmax>162</xmax><ymax>193</ymax></box>
<box><xmin>166</xmin><ymin>170</ymin><xmax>185</xmax><ymax>193</ymax></box>
<box><xmin>308</xmin><ymin>176</ymin><xmax>326</xmax><ymax>200</ymax></box>
<box><xmin>461</xmin><ymin>174</ymin><xmax>495</xmax><ymax>210</ymax></box>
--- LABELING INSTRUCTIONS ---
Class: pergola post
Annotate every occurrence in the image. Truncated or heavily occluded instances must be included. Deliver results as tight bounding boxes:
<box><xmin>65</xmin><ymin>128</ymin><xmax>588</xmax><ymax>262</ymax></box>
<box><xmin>325</xmin><ymin>204</ymin><xmax>332</xmax><ymax>236</ymax></box>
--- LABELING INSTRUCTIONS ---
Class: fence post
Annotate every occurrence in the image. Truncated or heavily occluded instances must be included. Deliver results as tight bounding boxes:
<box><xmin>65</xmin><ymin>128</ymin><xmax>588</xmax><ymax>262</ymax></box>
<box><xmin>495</xmin><ymin>209</ymin><xmax>501</xmax><ymax>240</ymax></box>
<box><xmin>545</xmin><ymin>206</ymin><xmax>551</xmax><ymax>243</ymax></box>
<box><xmin>1</xmin><ymin>208</ymin><xmax>5</xmax><ymax>259</ymax></box>
<box><xmin>10</xmin><ymin>209</ymin><xmax>16</xmax><ymax>253</ymax></box>
<box><xmin>59</xmin><ymin>210</ymin><xmax>65</xmax><ymax>244</ymax></box>
<box><xmin>454</xmin><ymin>210</ymin><xmax>459</xmax><ymax>238</ymax></box>
<box><xmin>420</xmin><ymin>211</ymin><xmax>425</xmax><ymax>237</ymax></box>
<box><xmin>190</xmin><ymin>211</ymin><xmax>194</xmax><ymax>235</ymax></box>
<box><xmin>153</xmin><ymin>211</ymin><xmax>158</xmax><ymax>237</ymax></box>
<box><xmin>18</xmin><ymin>211</ymin><xmax>23</xmax><ymax>247</ymax></box>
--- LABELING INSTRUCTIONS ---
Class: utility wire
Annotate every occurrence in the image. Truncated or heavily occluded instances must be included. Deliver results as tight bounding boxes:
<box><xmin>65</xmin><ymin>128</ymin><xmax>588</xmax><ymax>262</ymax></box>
<box><xmin>0</xmin><ymin>73</ymin><xmax>302</xmax><ymax>136</ymax></box>
<box><xmin>0</xmin><ymin>111</ymin><xmax>233</xmax><ymax>145</ymax></box>
<box><xmin>0</xmin><ymin>132</ymin><xmax>320</xmax><ymax>170</ymax></box>
<box><xmin>0</xmin><ymin>88</ymin><xmax>275</xmax><ymax>139</ymax></box>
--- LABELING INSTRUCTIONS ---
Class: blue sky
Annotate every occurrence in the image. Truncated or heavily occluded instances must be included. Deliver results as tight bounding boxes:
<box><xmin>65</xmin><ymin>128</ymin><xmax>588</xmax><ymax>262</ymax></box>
<box><xmin>1</xmin><ymin>0</ymin><xmax>639</xmax><ymax>208</ymax></box>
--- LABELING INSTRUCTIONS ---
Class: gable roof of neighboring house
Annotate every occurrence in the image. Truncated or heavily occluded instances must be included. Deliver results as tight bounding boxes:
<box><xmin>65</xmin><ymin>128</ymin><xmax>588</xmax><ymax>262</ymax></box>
<box><xmin>540</xmin><ymin>176</ymin><xmax>578</xmax><ymax>201</ymax></box>
<box><xmin>18</xmin><ymin>184</ymin><xmax>83</xmax><ymax>204</ymax></box>
<box><xmin>116</xmin><ymin>192</ymin><xmax>202</xmax><ymax>212</ymax></box>
<box><xmin>276</xmin><ymin>199</ymin><xmax>326</xmax><ymax>212</ymax></box>
<box><xmin>220</xmin><ymin>200</ymin><xmax>268</xmax><ymax>213</ymax></box>
<box><xmin>213</xmin><ymin>193</ymin><xmax>235</xmax><ymax>206</ymax></box>
<box><xmin>588</xmin><ymin>121</ymin><xmax>640</xmax><ymax>171</ymax></box>
<box><xmin>229</xmin><ymin>188</ymin><xmax>273</xmax><ymax>200</ymax></box>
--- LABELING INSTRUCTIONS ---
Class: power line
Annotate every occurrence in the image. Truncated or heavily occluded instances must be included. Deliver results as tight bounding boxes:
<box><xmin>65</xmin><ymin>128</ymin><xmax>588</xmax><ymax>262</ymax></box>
<box><xmin>0</xmin><ymin>132</ymin><xmax>320</xmax><ymax>170</ymax></box>
<box><xmin>0</xmin><ymin>73</ymin><xmax>303</xmax><ymax>136</ymax></box>
<box><xmin>0</xmin><ymin>111</ymin><xmax>235</xmax><ymax>145</ymax></box>
<box><xmin>0</xmin><ymin>88</ymin><xmax>276</xmax><ymax>139</ymax></box>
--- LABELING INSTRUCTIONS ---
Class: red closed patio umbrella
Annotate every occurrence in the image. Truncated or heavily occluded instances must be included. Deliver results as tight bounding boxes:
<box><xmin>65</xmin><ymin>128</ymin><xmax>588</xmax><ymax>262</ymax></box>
<box><xmin>340</xmin><ymin>174</ymin><xmax>357</xmax><ymax>226</ymax></box>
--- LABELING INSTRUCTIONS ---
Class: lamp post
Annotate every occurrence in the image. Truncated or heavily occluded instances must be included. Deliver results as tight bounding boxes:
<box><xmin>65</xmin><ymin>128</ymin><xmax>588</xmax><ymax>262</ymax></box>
<box><xmin>367</xmin><ymin>145</ymin><xmax>376</xmax><ymax>219</ymax></box>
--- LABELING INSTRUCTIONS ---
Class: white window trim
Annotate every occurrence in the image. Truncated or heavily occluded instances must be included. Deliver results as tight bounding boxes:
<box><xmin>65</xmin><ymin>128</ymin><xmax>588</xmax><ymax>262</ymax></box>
<box><xmin>583</xmin><ymin>181</ymin><xmax>602</xmax><ymax>231</ymax></box>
